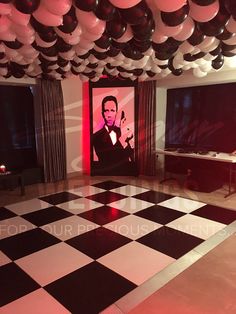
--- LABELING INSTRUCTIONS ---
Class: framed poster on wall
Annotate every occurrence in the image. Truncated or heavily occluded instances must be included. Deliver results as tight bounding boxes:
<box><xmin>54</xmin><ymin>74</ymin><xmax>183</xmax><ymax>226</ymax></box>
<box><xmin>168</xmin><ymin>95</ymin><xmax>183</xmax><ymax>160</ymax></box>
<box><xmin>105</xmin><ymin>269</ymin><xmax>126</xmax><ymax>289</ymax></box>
<box><xmin>89</xmin><ymin>78</ymin><xmax>138</xmax><ymax>176</ymax></box>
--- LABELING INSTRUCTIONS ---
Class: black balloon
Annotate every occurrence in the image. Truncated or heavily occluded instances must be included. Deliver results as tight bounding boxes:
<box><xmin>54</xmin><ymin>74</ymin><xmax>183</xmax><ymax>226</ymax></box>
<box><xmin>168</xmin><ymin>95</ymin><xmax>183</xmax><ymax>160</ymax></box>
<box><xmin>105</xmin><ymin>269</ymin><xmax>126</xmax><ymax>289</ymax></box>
<box><xmin>38</xmin><ymin>30</ymin><xmax>57</xmax><ymax>43</ymax></box>
<box><xmin>70</xmin><ymin>60</ymin><xmax>81</xmax><ymax>67</ymax></box>
<box><xmin>107</xmin><ymin>14</ymin><xmax>127</xmax><ymax>39</ymax></box>
<box><xmin>106</xmin><ymin>46</ymin><xmax>120</xmax><ymax>57</ymax></box>
<box><xmin>0</xmin><ymin>0</ymin><xmax>11</xmax><ymax>3</ymax></box>
<box><xmin>184</xmin><ymin>53</ymin><xmax>197</xmax><ymax>61</ymax></box>
<box><xmin>87</xmin><ymin>63</ymin><xmax>98</xmax><ymax>69</ymax></box>
<box><xmin>4</xmin><ymin>40</ymin><xmax>23</xmax><ymax>49</ymax></box>
<box><xmin>95</xmin><ymin>0</ymin><xmax>116</xmax><ymax>21</ymax></box>
<box><xmin>58</xmin><ymin>7</ymin><xmax>78</xmax><ymax>34</ymax></box>
<box><xmin>14</xmin><ymin>0</ymin><xmax>40</xmax><ymax>14</ymax></box>
<box><xmin>30</xmin><ymin>16</ymin><xmax>53</xmax><ymax>34</ymax></box>
<box><xmin>95</xmin><ymin>33</ymin><xmax>112</xmax><ymax>49</ymax></box>
<box><xmin>56</xmin><ymin>38</ymin><xmax>72</xmax><ymax>53</ymax></box>
<box><xmin>0</xmin><ymin>52</ymin><xmax>5</xmax><ymax>59</ymax></box>
<box><xmin>74</xmin><ymin>0</ymin><xmax>98</xmax><ymax>12</ymax></box>
<box><xmin>120</xmin><ymin>2</ymin><xmax>148</xmax><ymax>25</ymax></box>
<box><xmin>216</xmin><ymin>28</ymin><xmax>233</xmax><ymax>40</ymax></box>
<box><xmin>71</xmin><ymin>67</ymin><xmax>80</xmax><ymax>75</ymax></box>
<box><xmin>199</xmin><ymin>22</ymin><xmax>224</xmax><ymax>36</ymax></box>
<box><xmin>212</xmin><ymin>54</ymin><xmax>224</xmax><ymax>70</ymax></box>
<box><xmin>209</xmin><ymin>44</ymin><xmax>222</xmax><ymax>56</ymax></box>
<box><xmin>192</xmin><ymin>0</ymin><xmax>216</xmax><ymax>5</ymax></box>
<box><xmin>224</xmin><ymin>0</ymin><xmax>236</xmax><ymax>16</ymax></box>
<box><xmin>188</xmin><ymin>23</ymin><xmax>205</xmax><ymax>45</ymax></box>
<box><xmin>57</xmin><ymin>57</ymin><xmax>69</xmax><ymax>67</ymax></box>
<box><xmin>123</xmin><ymin>46</ymin><xmax>143</xmax><ymax>60</ymax></box>
<box><xmin>146</xmin><ymin>70</ymin><xmax>156</xmax><ymax>77</ymax></box>
<box><xmin>132</xmin><ymin>14</ymin><xmax>155</xmax><ymax>41</ymax></box>
<box><xmin>161</xmin><ymin>4</ymin><xmax>189</xmax><ymax>27</ymax></box>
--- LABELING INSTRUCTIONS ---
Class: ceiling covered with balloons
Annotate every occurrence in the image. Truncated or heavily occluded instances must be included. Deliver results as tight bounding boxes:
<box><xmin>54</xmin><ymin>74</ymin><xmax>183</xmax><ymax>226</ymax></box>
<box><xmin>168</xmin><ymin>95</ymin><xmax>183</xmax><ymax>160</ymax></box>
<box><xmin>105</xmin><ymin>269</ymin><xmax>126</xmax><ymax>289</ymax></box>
<box><xmin>1</xmin><ymin>0</ymin><xmax>236</xmax><ymax>82</ymax></box>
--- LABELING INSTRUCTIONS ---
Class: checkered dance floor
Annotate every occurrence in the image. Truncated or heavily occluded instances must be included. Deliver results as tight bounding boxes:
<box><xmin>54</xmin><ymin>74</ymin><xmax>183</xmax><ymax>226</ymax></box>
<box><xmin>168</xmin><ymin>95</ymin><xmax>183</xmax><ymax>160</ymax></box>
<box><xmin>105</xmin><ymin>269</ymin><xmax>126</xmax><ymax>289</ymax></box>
<box><xmin>1</xmin><ymin>180</ymin><xmax>236</xmax><ymax>313</ymax></box>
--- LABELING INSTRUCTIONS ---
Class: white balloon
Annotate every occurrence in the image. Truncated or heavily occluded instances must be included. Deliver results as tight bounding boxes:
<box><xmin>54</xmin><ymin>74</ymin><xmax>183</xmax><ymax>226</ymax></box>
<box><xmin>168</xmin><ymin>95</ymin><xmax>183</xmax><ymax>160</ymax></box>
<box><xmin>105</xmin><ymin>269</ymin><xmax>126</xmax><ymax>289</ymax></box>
<box><xmin>59</xmin><ymin>49</ymin><xmax>75</xmax><ymax>60</ymax></box>
<box><xmin>193</xmin><ymin>67</ymin><xmax>207</xmax><ymax>78</ymax></box>
<box><xmin>0</xmin><ymin>16</ymin><xmax>11</xmax><ymax>33</ymax></box>
<box><xmin>33</xmin><ymin>4</ymin><xmax>63</xmax><ymax>27</ymax></box>
<box><xmin>226</xmin><ymin>16</ymin><xmax>236</xmax><ymax>33</ymax></box>
<box><xmin>0</xmin><ymin>3</ymin><xmax>11</xmax><ymax>15</ymax></box>
<box><xmin>42</xmin><ymin>0</ymin><xmax>72</xmax><ymax>16</ymax></box>
<box><xmin>153</xmin><ymin>0</ymin><xmax>187</xmax><ymax>12</ymax></box>
<box><xmin>75</xmin><ymin>8</ymin><xmax>99</xmax><ymax>28</ymax></box>
<box><xmin>109</xmin><ymin>0</ymin><xmax>142</xmax><ymax>9</ymax></box>
<box><xmin>9</xmin><ymin>4</ymin><xmax>30</xmax><ymax>26</ymax></box>
<box><xmin>35</xmin><ymin>33</ymin><xmax>57</xmax><ymax>47</ymax></box>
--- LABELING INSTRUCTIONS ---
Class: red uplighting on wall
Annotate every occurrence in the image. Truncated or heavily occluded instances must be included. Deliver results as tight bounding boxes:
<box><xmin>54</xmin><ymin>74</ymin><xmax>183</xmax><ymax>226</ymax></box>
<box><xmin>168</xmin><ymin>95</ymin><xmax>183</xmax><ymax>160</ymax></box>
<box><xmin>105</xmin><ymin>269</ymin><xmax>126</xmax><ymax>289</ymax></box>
<box><xmin>82</xmin><ymin>82</ymin><xmax>90</xmax><ymax>175</ymax></box>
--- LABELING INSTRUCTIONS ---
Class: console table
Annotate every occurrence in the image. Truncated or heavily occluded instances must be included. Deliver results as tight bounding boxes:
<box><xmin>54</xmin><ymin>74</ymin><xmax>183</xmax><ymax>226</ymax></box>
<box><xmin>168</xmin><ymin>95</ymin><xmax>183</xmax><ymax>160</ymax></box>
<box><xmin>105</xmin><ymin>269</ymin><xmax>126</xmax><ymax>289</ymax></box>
<box><xmin>0</xmin><ymin>172</ymin><xmax>25</xmax><ymax>196</ymax></box>
<box><xmin>156</xmin><ymin>149</ymin><xmax>236</xmax><ymax>198</ymax></box>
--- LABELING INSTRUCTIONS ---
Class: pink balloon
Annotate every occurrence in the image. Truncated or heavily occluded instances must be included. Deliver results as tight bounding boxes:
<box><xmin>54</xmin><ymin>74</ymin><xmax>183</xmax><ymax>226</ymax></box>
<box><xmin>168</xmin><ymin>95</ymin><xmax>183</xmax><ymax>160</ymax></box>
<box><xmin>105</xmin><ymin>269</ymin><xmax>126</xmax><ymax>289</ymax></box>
<box><xmin>33</xmin><ymin>5</ymin><xmax>63</xmax><ymax>26</ymax></box>
<box><xmin>189</xmin><ymin>0</ymin><xmax>219</xmax><ymax>23</ymax></box>
<box><xmin>0</xmin><ymin>3</ymin><xmax>11</xmax><ymax>15</ymax></box>
<box><xmin>108</xmin><ymin>0</ymin><xmax>142</xmax><ymax>9</ymax></box>
<box><xmin>174</xmin><ymin>17</ymin><xmax>194</xmax><ymax>41</ymax></box>
<box><xmin>157</xmin><ymin>12</ymin><xmax>183</xmax><ymax>37</ymax></box>
<box><xmin>152</xmin><ymin>30</ymin><xmax>167</xmax><ymax>43</ymax></box>
<box><xmin>153</xmin><ymin>0</ymin><xmax>187</xmax><ymax>13</ymax></box>
<box><xmin>0</xmin><ymin>16</ymin><xmax>11</xmax><ymax>33</ymax></box>
<box><xmin>75</xmin><ymin>8</ymin><xmax>99</xmax><ymax>28</ymax></box>
<box><xmin>116</xmin><ymin>25</ymin><xmax>133</xmax><ymax>43</ymax></box>
<box><xmin>42</xmin><ymin>0</ymin><xmax>72</xmax><ymax>16</ymax></box>
<box><xmin>226</xmin><ymin>16</ymin><xmax>236</xmax><ymax>33</ymax></box>
<box><xmin>9</xmin><ymin>4</ymin><xmax>30</xmax><ymax>26</ymax></box>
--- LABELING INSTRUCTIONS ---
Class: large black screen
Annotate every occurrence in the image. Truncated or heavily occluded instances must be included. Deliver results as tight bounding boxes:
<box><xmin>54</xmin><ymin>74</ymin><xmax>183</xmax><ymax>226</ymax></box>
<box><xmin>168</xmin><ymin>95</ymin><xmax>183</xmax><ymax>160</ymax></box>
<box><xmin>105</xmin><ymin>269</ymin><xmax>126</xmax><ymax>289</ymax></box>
<box><xmin>0</xmin><ymin>85</ymin><xmax>37</xmax><ymax>170</ymax></box>
<box><xmin>166</xmin><ymin>83</ymin><xmax>236</xmax><ymax>153</ymax></box>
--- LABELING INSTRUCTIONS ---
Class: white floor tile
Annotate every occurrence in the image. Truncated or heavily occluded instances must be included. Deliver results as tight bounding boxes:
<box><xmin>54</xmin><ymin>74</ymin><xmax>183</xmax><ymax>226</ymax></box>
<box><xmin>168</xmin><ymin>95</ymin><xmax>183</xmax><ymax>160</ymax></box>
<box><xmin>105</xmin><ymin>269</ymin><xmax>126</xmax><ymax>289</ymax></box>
<box><xmin>0</xmin><ymin>288</ymin><xmax>70</xmax><ymax>314</ymax></box>
<box><xmin>98</xmin><ymin>242</ymin><xmax>175</xmax><ymax>285</ymax></box>
<box><xmin>0</xmin><ymin>251</ymin><xmax>12</xmax><ymax>266</ymax></box>
<box><xmin>166</xmin><ymin>214</ymin><xmax>226</xmax><ymax>240</ymax></box>
<box><xmin>0</xmin><ymin>217</ymin><xmax>36</xmax><ymax>240</ymax></box>
<box><xmin>158</xmin><ymin>196</ymin><xmax>206</xmax><ymax>213</ymax></box>
<box><xmin>57</xmin><ymin>197</ymin><xmax>102</xmax><ymax>214</ymax></box>
<box><xmin>109</xmin><ymin>197</ymin><xmax>153</xmax><ymax>214</ymax></box>
<box><xmin>41</xmin><ymin>216</ymin><xmax>99</xmax><ymax>241</ymax></box>
<box><xmin>104</xmin><ymin>215</ymin><xmax>162</xmax><ymax>240</ymax></box>
<box><xmin>15</xmin><ymin>242</ymin><xmax>93</xmax><ymax>286</ymax></box>
<box><xmin>67</xmin><ymin>185</ymin><xmax>106</xmax><ymax>197</ymax></box>
<box><xmin>5</xmin><ymin>199</ymin><xmax>50</xmax><ymax>215</ymax></box>
<box><xmin>110</xmin><ymin>185</ymin><xmax>149</xmax><ymax>197</ymax></box>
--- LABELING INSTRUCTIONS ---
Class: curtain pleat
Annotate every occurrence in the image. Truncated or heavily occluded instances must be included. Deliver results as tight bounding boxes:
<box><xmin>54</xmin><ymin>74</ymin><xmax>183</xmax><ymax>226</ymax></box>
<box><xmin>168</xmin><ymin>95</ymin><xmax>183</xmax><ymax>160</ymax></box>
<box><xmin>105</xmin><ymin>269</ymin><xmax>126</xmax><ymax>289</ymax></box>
<box><xmin>137</xmin><ymin>80</ymin><xmax>156</xmax><ymax>176</ymax></box>
<box><xmin>34</xmin><ymin>79</ymin><xmax>67</xmax><ymax>182</ymax></box>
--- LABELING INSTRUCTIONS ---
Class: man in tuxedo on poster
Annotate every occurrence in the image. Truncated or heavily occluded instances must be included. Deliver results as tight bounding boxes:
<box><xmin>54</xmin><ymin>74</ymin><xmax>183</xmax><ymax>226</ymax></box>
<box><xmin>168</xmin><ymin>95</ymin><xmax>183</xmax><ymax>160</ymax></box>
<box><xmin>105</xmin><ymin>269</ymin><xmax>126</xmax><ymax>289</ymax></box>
<box><xmin>93</xmin><ymin>95</ymin><xmax>135</xmax><ymax>174</ymax></box>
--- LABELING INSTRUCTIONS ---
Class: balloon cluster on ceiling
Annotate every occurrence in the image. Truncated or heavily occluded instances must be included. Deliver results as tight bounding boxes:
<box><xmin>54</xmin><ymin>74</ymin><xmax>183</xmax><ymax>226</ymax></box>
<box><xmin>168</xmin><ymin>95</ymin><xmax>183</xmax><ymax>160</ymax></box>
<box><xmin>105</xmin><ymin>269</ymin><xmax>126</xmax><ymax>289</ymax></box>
<box><xmin>1</xmin><ymin>0</ymin><xmax>236</xmax><ymax>81</ymax></box>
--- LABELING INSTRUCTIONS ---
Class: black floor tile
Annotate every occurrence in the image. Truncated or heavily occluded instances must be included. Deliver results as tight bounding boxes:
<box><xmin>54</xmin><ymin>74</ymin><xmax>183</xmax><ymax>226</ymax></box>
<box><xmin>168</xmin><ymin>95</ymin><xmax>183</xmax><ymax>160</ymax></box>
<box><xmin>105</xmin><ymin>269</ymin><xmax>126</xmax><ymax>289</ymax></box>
<box><xmin>0</xmin><ymin>263</ymin><xmax>40</xmax><ymax>307</ymax></box>
<box><xmin>39</xmin><ymin>192</ymin><xmax>80</xmax><ymax>205</ymax></box>
<box><xmin>137</xmin><ymin>226</ymin><xmax>204</xmax><ymax>259</ymax></box>
<box><xmin>92</xmin><ymin>181</ymin><xmax>127</xmax><ymax>190</ymax></box>
<box><xmin>22</xmin><ymin>206</ymin><xmax>73</xmax><ymax>227</ymax></box>
<box><xmin>135</xmin><ymin>205</ymin><xmax>185</xmax><ymax>225</ymax></box>
<box><xmin>133</xmin><ymin>191</ymin><xmax>173</xmax><ymax>204</ymax></box>
<box><xmin>45</xmin><ymin>261</ymin><xmax>136</xmax><ymax>314</ymax></box>
<box><xmin>0</xmin><ymin>207</ymin><xmax>17</xmax><ymax>221</ymax></box>
<box><xmin>191</xmin><ymin>204</ymin><xmax>236</xmax><ymax>225</ymax></box>
<box><xmin>86</xmin><ymin>191</ymin><xmax>127</xmax><ymax>204</ymax></box>
<box><xmin>78</xmin><ymin>205</ymin><xmax>129</xmax><ymax>225</ymax></box>
<box><xmin>66</xmin><ymin>227</ymin><xmax>131</xmax><ymax>259</ymax></box>
<box><xmin>0</xmin><ymin>228</ymin><xmax>60</xmax><ymax>260</ymax></box>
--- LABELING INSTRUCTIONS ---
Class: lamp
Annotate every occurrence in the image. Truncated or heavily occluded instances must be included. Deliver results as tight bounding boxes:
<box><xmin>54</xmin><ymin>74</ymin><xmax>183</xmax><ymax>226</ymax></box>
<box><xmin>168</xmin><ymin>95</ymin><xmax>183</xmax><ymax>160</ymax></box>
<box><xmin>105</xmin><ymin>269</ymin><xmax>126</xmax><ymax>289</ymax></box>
<box><xmin>0</xmin><ymin>165</ymin><xmax>6</xmax><ymax>173</ymax></box>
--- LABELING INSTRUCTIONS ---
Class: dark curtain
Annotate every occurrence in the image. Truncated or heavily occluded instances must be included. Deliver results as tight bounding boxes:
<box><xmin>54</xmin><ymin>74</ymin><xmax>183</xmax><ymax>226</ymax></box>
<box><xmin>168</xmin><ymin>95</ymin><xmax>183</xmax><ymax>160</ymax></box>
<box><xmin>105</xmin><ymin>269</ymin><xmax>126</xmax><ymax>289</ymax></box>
<box><xmin>34</xmin><ymin>79</ymin><xmax>67</xmax><ymax>182</ymax></box>
<box><xmin>137</xmin><ymin>80</ymin><xmax>156</xmax><ymax>176</ymax></box>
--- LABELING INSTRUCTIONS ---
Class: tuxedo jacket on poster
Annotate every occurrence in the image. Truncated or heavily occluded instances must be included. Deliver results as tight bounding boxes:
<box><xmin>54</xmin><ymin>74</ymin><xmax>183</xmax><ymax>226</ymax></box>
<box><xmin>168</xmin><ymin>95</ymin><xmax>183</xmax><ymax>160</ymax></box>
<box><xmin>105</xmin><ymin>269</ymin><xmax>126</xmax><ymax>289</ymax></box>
<box><xmin>93</xmin><ymin>126</ymin><xmax>132</xmax><ymax>166</ymax></box>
